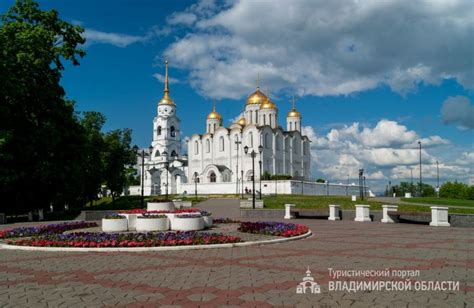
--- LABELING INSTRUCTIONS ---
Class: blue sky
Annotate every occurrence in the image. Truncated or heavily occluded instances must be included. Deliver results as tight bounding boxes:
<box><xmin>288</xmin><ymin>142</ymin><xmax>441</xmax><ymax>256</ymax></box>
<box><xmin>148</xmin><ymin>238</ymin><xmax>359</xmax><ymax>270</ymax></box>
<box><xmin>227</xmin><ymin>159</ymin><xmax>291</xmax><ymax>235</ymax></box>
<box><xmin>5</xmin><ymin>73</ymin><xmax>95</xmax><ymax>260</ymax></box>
<box><xmin>2</xmin><ymin>0</ymin><xmax>473</xmax><ymax>191</ymax></box>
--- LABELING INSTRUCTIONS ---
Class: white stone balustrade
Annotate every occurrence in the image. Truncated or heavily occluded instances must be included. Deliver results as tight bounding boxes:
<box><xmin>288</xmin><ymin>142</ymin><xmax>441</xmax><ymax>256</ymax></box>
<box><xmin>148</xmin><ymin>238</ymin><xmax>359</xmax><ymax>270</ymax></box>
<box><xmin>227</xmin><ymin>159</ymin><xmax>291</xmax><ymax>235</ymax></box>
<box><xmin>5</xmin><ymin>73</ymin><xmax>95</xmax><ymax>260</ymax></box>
<box><xmin>284</xmin><ymin>204</ymin><xmax>295</xmax><ymax>219</ymax></box>
<box><xmin>381</xmin><ymin>205</ymin><xmax>398</xmax><ymax>223</ymax></box>
<box><xmin>328</xmin><ymin>204</ymin><xmax>340</xmax><ymax>221</ymax></box>
<box><xmin>430</xmin><ymin>206</ymin><xmax>450</xmax><ymax>227</ymax></box>
<box><xmin>354</xmin><ymin>204</ymin><xmax>371</xmax><ymax>222</ymax></box>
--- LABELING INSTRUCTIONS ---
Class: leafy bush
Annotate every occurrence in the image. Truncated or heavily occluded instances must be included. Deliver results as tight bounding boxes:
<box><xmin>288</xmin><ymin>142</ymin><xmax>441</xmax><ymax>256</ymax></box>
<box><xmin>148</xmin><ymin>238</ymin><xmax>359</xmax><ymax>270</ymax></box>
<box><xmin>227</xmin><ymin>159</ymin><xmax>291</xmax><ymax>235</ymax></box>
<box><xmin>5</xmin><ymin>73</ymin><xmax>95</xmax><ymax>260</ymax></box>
<box><xmin>270</xmin><ymin>174</ymin><xmax>292</xmax><ymax>180</ymax></box>
<box><xmin>439</xmin><ymin>181</ymin><xmax>471</xmax><ymax>199</ymax></box>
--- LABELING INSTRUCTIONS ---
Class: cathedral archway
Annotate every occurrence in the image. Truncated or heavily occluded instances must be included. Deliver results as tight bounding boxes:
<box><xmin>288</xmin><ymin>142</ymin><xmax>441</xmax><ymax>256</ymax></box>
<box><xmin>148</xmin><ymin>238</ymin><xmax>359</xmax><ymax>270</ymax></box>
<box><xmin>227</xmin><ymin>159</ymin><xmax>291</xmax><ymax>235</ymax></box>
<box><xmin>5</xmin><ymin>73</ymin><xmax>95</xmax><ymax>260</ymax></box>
<box><xmin>245</xmin><ymin>170</ymin><xmax>254</xmax><ymax>181</ymax></box>
<box><xmin>209</xmin><ymin>171</ymin><xmax>216</xmax><ymax>183</ymax></box>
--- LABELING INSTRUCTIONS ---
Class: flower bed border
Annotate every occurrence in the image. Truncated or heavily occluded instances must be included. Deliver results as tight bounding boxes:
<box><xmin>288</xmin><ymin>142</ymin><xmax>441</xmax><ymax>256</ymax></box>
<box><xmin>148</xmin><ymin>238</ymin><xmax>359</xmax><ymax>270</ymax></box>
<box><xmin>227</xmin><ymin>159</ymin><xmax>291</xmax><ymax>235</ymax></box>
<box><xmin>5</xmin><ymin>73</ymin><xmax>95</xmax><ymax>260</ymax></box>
<box><xmin>0</xmin><ymin>230</ymin><xmax>311</xmax><ymax>252</ymax></box>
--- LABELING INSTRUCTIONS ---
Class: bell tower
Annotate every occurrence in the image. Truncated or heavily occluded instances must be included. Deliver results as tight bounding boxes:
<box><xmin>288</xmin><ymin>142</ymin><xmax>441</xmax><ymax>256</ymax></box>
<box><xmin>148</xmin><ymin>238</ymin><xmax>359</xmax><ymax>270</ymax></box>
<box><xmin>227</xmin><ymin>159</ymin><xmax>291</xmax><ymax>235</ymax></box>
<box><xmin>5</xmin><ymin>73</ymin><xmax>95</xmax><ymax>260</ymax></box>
<box><xmin>151</xmin><ymin>60</ymin><xmax>181</xmax><ymax>160</ymax></box>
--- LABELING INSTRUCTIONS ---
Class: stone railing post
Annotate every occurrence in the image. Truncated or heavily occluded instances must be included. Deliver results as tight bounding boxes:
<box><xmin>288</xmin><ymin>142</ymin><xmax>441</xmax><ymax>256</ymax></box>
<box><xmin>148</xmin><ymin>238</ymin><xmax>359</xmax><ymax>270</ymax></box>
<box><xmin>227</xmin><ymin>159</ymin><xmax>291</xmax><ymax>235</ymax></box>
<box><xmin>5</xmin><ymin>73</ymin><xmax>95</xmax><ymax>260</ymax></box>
<box><xmin>429</xmin><ymin>206</ymin><xmax>450</xmax><ymax>227</ymax></box>
<box><xmin>284</xmin><ymin>204</ymin><xmax>295</xmax><ymax>219</ymax></box>
<box><xmin>328</xmin><ymin>204</ymin><xmax>341</xmax><ymax>221</ymax></box>
<box><xmin>381</xmin><ymin>205</ymin><xmax>398</xmax><ymax>223</ymax></box>
<box><xmin>354</xmin><ymin>204</ymin><xmax>371</xmax><ymax>222</ymax></box>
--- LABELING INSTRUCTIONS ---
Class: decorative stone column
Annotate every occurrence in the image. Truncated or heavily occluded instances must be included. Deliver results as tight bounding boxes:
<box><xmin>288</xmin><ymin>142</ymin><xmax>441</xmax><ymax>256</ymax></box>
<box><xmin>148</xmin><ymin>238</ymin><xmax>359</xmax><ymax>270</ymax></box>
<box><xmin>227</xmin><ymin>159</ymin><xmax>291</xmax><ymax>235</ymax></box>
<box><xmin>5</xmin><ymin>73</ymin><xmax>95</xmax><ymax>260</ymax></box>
<box><xmin>38</xmin><ymin>209</ymin><xmax>44</xmax><ymax>221</ymax></box>
<box><xmin>429</xmin><ymin>206</ymin><xmax>450</xmax><ymax>227</ymax></box>
<box><xmin>284</xmin><ymin>204</ymin><xmax>295</xmax><ymax>219</ymax></box>
<box><xmin>354</xmin><ymin>204</ymin><xmax>371</xmax><ymax>222</ymax></box>
<box><xmin>328</xmin><ymin>204</ymin><xmax>340</xmax><ymax>221</ymax></box>
<box><xmin>381</xmin><ymin>205</ymin><xmax>398</xmax><ymax>223</ymax></box>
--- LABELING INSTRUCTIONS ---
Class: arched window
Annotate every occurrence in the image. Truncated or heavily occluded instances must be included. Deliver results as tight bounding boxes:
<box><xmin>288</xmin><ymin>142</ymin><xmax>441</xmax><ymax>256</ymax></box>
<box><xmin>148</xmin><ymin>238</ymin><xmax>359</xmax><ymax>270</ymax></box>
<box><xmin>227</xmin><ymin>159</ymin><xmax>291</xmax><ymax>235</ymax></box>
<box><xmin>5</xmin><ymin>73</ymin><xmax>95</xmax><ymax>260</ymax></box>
<box><xmin>265</xmin><ymin>133</ymin><xmax>270</xmax><ymax>149</ymax></box>
<box><xmin>208</xmin><ymin>124</ymin><xmax>211</xmax><ymax>132</ymax></box>
<box><xmin>157</xmin><ymin>126</ymin><xmax>162</xmax><ymax>136</ymax></box>
<box><xmin>248</xmin><ymin>132</ymin><xmax>253</xmax><ymax>147</ymax></box>
<box><xmin>214</xmin><ymin>124</ymin><xmax>217</xmax><ymax>131</ymax></box>
<box><xmin>170</xmin><ymin>126</ymin><xmax>175</xmax><ymax>137</ymax></box>
<box><xmin>209</xmin><ymin>171</ymin><xmax>216</xmax><ymax>183</ymax></box>
<box><xmin>194</xmin><ymin>141</ymin><xmax>199</xmax><ymax>155</ymax></box>
<box><xmin>206</xmin><ymin>139</ymin><xmax>210</xmax><ymax>153</ymax></box>
<box><xmin>171</xmin><ymin>150</ymin><xmax>177</xmax><ymax>158</ymax></box>
<box><xmin>263</xmin><ymin>114</ymin><xmax>266</xmax><ymax>125</ymax></box>
<box><xmin>154</xmin><ymin>150</ymin><xmax>160</xmax><ymax>157</ymax></box>
<box><xmin>219</xmin><ymin>136</ymin><xmax>225</xmax><ymax>152</ymax></box>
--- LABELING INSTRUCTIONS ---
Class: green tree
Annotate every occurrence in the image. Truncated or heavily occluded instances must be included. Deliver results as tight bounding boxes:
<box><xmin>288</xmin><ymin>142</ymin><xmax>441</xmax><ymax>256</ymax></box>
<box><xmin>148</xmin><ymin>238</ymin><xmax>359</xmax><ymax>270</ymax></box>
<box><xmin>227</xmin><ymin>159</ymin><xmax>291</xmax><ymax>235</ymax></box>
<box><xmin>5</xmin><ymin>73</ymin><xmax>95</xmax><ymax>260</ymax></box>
<box><xmin>439</xmin><ymin>181</ymin><xmax>469</xmax><ymax>199</ymax></box>
<box><xmin>80</xmin><ymin>111</ymin><xmax>106</xmax><ymax>206</ymax></box>
<box><xmin>103</xmin><ymin>129</ymin><xmax>136</xmax><ymax>201</ymax></box>
<box><xmin>316</xmin><ymin>178</ymin><xmax>326</xmax><ymax>183</ymax></box>
<box><xmin>0</xmin><ymin>0</ymin><xmax>85</xmax><ymax>213</ymax></box>
<box><xmin>262</xmin><ymin>171</ymin><xmax>271</xmax><ymax>180</ymax></box>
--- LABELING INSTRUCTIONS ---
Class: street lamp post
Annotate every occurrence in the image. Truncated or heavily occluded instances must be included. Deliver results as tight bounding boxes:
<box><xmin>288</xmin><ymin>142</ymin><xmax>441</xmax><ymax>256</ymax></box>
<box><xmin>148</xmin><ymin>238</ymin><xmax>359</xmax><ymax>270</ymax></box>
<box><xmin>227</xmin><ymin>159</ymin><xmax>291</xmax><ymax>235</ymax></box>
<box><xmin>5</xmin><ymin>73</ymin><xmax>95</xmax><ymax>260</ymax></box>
<box><xmin>258</xmin><ymin>159</ymin><xmax>262</xmax><ymax>199</ymax></box>
<box><xmin>162</xmin><ymin>151</ymin><xmax>169</xmax><ymax>200</ymax></box>
<box><xmin>193</xmin><ymin>172</ymin><xmax>198</xmax><ymax>201</ymax></box>
<box><xmin>418</xmin><ymin>141</ymin><xmax>422</xmax><ymax>196</ymax></box>
<box><xmin>133</xmin><ymin>145</ymin><xmax>153</xmax><ymax>208</ymax></box>
<box><xmin>235</xmin><ymin>139</ymin><xmax>241</xmax><ymax>196</ymax></box>
<box><xmin>358</xmin><ymin>168</ymin><xmax>364</xmax><ymax>201</ymax></box>
<box><xmin>244</xmin><ymin>145</ymin><xmax>263</xmax><ymax>209</ymax></box>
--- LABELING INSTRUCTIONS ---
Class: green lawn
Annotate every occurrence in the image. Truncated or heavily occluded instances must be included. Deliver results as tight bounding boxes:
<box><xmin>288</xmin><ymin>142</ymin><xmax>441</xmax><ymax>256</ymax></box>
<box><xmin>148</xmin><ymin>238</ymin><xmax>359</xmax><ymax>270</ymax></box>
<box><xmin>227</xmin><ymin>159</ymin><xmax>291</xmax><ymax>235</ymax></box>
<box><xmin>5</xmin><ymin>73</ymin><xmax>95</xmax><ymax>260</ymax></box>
<box><xmin>263</xmin><ymin>195</ymin><xmax>474</xmax><ymax>214</ymax></box>
<box><xmin>400</xmin><ymin>197</ymin><xmax>474</xmax><ymax>207</ymax></box>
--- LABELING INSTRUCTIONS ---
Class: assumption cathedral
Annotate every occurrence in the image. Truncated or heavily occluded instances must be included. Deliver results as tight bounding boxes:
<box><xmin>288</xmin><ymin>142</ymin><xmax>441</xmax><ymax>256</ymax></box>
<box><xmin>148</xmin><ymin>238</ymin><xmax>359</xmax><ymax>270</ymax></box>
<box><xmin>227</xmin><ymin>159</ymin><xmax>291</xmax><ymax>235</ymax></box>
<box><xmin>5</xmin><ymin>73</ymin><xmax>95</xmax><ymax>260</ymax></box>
<box><xmin>140</xmin><ymin>61</ymin><xmax>312</xmax><ymax>196</ymax></box>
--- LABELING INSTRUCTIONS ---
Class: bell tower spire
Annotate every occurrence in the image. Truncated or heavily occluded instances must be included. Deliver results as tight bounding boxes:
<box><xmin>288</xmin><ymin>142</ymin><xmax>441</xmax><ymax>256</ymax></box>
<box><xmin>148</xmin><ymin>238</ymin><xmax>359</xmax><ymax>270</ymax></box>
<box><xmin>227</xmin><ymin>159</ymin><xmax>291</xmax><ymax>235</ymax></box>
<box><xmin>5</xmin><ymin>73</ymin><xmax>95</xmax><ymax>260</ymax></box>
<box><xmin>158</xmin><ymin>58</ymin><xmax>175</xmax><ymax>106</ymax></box>
<box><xmin>164</xmin><ymin>59</ymin><xmax>169</xmax><ymax>95</ymax></box>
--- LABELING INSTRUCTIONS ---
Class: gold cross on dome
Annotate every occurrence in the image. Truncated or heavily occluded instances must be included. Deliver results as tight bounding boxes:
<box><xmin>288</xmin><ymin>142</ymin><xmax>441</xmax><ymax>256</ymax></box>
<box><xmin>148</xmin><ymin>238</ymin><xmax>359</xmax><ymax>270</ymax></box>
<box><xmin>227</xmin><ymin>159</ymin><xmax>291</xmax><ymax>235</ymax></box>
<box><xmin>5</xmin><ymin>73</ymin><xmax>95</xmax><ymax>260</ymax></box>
<box><xmin>291</xmin><ymin>96</ymin><xmax>297</xmax><ymax>110</ymax></box>
<box><xmin>256</xmin><ymin>73</ymin><xmax>262</xmax><ymax>89</ymax></box>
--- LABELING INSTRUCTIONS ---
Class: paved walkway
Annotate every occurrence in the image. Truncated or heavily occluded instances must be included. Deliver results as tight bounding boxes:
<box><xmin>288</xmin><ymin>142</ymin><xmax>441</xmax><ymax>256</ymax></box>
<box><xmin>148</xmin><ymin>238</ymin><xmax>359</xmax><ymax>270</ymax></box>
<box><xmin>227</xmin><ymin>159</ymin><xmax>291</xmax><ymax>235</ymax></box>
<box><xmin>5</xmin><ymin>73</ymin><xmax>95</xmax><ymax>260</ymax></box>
<box><xmin>0</xmin><ymin>200</ymin><xmax>472</xmax><ymax>307</ymax></box>
<box><xmin>372</xmin><ymin>197</ymin><xmax>474</xmax><ymax>209</ymax></box>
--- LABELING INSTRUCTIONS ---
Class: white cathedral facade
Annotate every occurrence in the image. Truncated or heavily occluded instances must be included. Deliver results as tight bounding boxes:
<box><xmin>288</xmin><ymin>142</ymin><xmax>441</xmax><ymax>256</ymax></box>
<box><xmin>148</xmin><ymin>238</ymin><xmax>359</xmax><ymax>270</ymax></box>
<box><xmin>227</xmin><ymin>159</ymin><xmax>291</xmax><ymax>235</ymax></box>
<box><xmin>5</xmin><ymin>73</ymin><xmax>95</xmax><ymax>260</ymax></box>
<box><xmin>138</xmin><ymin>60</ymin><xmax>313</xmax><ymax>196</ymax></box>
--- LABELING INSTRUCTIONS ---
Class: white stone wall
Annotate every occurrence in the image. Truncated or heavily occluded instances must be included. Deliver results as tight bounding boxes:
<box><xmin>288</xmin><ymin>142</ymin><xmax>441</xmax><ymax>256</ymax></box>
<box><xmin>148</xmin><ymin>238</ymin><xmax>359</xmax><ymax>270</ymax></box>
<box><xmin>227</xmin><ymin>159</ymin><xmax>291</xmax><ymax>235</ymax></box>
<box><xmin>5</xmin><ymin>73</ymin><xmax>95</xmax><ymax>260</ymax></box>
<box><xmin>179</xmin><ymin>180</ymin><xmax>366</xmax><ymax>196</ymax></box>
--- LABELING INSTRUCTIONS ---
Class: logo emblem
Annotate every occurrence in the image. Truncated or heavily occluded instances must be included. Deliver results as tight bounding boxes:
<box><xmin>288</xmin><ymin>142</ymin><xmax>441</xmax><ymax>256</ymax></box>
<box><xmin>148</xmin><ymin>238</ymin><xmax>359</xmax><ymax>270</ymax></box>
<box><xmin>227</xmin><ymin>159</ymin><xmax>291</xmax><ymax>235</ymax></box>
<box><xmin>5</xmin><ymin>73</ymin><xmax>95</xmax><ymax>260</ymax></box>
<box><xmin>296</xmin><ymin>267</ymin><xmax>321</xmax><ymax>294</ymax></box>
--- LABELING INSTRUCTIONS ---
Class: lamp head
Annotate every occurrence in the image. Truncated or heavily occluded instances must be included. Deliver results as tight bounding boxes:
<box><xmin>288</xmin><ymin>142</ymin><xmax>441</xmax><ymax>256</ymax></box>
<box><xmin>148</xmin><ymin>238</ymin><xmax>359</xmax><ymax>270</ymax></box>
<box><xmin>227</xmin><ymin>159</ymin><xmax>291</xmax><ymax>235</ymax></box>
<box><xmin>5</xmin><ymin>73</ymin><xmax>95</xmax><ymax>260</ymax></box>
<box><xmin>148</xmin><ymin>145</ymin><xmax>154</xmax><ymax>153</ymax></box>
<box><xmin>244</xmin><ymin>145</ymin><xmax>249</xmax><ymax>154</ymax></box>
<box><xmin>258</xmin><ymin>145</ymin><xmax>263</xmax><ymax>153</ymax></box>
<box><xmin>132</xmin><ymin>145</ymin><xmax>139</xmax><ymax>152</ymax></box>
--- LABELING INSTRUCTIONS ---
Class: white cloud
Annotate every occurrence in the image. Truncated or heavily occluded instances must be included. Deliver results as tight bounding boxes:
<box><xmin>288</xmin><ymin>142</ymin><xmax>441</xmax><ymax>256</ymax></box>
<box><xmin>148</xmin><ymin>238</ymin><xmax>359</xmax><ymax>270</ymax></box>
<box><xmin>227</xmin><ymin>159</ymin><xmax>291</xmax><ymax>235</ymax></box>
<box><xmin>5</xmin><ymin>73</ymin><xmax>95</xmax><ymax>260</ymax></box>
<box><xmin>455</xmin><ymin>151</ymin><xmax>474</xmax><ymax>166</ymax></box>
<box><xmin>441</xmin><ymin>96</ymin><xmax>474</xmax><ymax>130</ymax></box>
<box><xmin>152</xmin><ymin>73</ymin><xmax>180</xmax><ymax>84</ymax></box>
<box><xmin>84</xmin><ymin>29</ymin><xmax>146</xmax><ymax>47</ymax></box>
<box><xmin>163</xmin><ymin>0</ymin><xmax>474</xmax><ymax>99</ymax></box>
<box><xmin>301</xmin><ymin>119</ymin><xmax>470</xmax><ymax>192</ymax></box>
<box><xmin>167</xmin><ymin>12</ymin><xmax>198</xmax><ymax>26</ymax></box>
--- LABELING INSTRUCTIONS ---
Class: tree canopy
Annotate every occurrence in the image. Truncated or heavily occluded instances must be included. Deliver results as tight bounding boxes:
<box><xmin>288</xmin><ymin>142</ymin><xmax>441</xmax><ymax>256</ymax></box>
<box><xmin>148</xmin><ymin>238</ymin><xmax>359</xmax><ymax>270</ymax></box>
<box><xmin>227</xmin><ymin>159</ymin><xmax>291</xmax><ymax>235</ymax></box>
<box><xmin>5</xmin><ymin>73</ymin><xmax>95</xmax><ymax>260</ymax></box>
<box><xmin>0</xmin><ymin>0</ymin><xmax>136</xmax><ymax>214</ymax></box>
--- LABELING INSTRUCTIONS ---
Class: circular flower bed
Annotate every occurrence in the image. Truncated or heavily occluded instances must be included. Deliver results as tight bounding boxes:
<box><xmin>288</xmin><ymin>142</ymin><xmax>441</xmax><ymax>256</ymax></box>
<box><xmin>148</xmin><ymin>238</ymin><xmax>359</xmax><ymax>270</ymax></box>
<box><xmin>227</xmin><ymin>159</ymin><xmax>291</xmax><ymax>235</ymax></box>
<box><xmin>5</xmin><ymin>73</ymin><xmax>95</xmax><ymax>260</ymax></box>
<box><xmin>172</xmin><ymin>214</ymin><xmax>205</xmax><ymax>231</ymax></box>
<box><xmin>102</xmin><ymin>214</ymin><xmax>128</xmax><ymax>232</ymax></box>
<box><xmin>0</xmin><ymin>221</ymin><xmax>97</xmax><ymax>239</ymax></box>
<box><xmin>238</xmin><ymin>221</ymin><xmax>309</xmax><ymax>237</ymax></box>
<box><xmin>135</xmin><ymin>214</ymin><xmax>169</xmax><ymax>232</ymax></box>
<box><xmin>147</xmin><ymin>201</ymin><xmax>175</xmax><ymax>212</ymax></box>
<box><xmin>201</xmin><ymin>211</ymin><xmax>213</xmax><ymax>228</ymax></box>
<box><xmin>7</xmin><ymin>231</ymin><xmax>241</xmax><ymax>247</ymax></box>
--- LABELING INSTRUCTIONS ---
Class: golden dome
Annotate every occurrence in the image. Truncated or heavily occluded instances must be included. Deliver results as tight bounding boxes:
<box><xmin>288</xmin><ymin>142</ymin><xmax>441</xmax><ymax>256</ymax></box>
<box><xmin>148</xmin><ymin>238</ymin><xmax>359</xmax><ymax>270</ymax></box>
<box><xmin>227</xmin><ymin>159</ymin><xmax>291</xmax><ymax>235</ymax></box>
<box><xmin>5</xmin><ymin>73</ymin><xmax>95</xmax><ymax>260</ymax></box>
<box><xmin>159</xmin><ymin>93</ymin><xmax>175</xmax><ymax>105</ymax></box>
<box><xmin>158</xmin><ymin>60</ymin><xmax>175</xmax><ymax>106</ymax></box>
<box><xmin>246</xmin><ymin>88</ymin><xmax>268</xmax><ymax>105</ymax></box>
<box><xmin>260</xmin><ymin>98</ymin><xmax>277</xmax><ymax>110</ymax></box>
<box><xmin>287</xmin><ymin>109</ymin><xmax>301</xmax><ymax>118</ymax></box>
<box><xmin>236</xmin><ymin>117</ymin><xmax>246</xmax><ymax>126</ymax></box>
<box><xmin>207</xmin><ymin>110</ymin><xmax>222</xmax><ymax>120</ymax></box>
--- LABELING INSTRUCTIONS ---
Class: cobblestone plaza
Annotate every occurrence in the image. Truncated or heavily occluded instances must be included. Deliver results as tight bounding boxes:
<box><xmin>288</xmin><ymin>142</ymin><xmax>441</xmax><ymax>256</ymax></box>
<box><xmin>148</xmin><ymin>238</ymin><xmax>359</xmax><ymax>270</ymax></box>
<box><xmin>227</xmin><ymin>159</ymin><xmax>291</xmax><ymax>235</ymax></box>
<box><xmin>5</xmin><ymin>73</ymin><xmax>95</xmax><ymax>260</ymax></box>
<box><xmin>0</xmin><ymin>201</ymin><xmax>471</xmax><ymax>307</ymax></box>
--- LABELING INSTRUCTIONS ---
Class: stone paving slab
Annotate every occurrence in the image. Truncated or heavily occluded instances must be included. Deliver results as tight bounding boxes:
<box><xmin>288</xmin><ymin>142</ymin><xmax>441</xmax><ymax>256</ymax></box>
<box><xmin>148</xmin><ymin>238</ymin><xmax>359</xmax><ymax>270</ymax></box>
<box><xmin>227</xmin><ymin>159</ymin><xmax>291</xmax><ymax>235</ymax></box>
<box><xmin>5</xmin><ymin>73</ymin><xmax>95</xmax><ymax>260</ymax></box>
<box><xmin>0</xmin><ymin>201</ymin><xmax>472</xmax><ymax>306</ymax></box>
